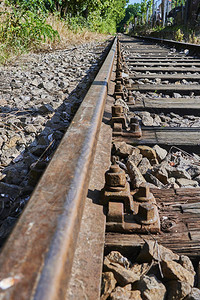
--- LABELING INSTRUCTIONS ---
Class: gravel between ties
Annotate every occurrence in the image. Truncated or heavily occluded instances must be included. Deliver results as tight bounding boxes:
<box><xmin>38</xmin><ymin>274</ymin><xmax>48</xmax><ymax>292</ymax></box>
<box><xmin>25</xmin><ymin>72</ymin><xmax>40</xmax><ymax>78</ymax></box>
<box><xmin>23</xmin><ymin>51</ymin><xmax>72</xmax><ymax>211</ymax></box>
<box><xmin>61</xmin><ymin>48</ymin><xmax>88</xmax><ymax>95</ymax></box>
<box><xmin>0</xmin><ymin>39</ymin><xmax>111</xmax><ymax>244</ymax></box>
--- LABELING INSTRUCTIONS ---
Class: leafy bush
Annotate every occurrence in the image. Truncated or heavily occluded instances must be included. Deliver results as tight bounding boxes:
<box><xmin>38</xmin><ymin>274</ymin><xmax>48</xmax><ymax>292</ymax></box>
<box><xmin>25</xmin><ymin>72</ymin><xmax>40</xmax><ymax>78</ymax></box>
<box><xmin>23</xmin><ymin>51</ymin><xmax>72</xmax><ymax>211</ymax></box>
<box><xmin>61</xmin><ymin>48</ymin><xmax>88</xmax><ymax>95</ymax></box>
<box><xmin>0</xmin><ymin>0</ymin><xmax>59</xmax><ymax>59</ymax></box>
<box><xmin>0</xmin><ymin>9</ymin><xmax>59</xmax><ymax>49</ymax></box>
<box><xmin>174</xmin><ymin>28</ymin><xmax>184</xmax><ymax>42</ymax></box>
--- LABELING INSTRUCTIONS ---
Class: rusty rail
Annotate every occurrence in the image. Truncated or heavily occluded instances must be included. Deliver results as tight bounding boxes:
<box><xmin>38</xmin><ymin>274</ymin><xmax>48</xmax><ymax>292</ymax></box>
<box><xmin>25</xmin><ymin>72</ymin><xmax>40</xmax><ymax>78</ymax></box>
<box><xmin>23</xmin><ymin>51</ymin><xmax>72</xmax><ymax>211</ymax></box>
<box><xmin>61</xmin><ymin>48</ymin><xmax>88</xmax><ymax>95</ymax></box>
<box><xmin>0</xmin><ymin>37</ymin><xmax>116</xmax><ymax>300</ymax></box>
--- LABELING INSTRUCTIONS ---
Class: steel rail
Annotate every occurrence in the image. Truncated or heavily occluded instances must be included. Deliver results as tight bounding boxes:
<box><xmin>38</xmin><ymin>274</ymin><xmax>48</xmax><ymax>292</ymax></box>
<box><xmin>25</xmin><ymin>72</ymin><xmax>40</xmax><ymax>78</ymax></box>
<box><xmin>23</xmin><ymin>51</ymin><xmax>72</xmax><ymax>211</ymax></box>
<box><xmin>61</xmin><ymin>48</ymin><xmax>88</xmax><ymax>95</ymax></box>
<box><xmin>0</xmin><ymin>37</ymin><xmax>116</xmax><ymax>300</ymax></box>
<box><xmin>132</xmin><ymin>35</ymin><xmax>200</xmax><ymax>54</ymax></box>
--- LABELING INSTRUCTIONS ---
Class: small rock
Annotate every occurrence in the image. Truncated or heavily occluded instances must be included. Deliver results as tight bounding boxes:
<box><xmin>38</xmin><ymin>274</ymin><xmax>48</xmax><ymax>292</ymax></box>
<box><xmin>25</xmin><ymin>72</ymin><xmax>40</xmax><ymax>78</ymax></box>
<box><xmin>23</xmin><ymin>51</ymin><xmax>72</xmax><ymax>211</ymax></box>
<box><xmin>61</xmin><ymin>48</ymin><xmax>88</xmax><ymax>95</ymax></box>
<box><xmin>130</xmin><ymin>262</ymin><xmax>151</xmax><ymax>277</ymax></box>
<box><xmin>0</xmin><ymin>182</ymin><xmax>20</xmax><ymax>197</ymax></box>
<box><xmin>160</xmin><ymin>115</ymin><xmax>171</xmax><ymax>122</ymax></box>
<box><xmin>153</xmin><ymin>114</ymin><xmax>162</xmax><ymax>126</ymax></box>
<box><xmin>0</xmin><ymin>137</ymin><xmax>3</xmax><ymax>149</ymax></box>
<box><xmin>145</xmin><ymin>172</ymin><xmax>165</xmax><ymax>188</ymax></box>
<box><xmin>173</xmin><ymin>92</ymin><xmax>182</xmax><ymax>98</ymax></box>
<box><xmin>4</xmin><ymin>135</ymin><xmax>22</xmax><ymax>149</ymax></box>
<box><xmin>167</xmin><ymin>177</ymin><xmax>180</xmax><ymax>188</ymax></box>
<box><xmin>128</xmin><ymin>152</ymin><xmax>143</xmax><ymax>167</ymax></box>
<box><xmin>155</xmin><ymin>78</ymin><xmax>161</xmax><ymax>84</ymax></box>
<box><xmin>106</xmin><ymin>251</ymin><xmax>131</xmax><ymax>268</ymax></box>
<box><xmin>101</xmin><ymin>272</ymin><xmax>117</xmax><ymax>300</ymax></box>
<box><xmin>176</xmin><ymin>178</ymin><xmax>198</xmax><ymax>188</ymax></box>
<box><xmin>179</xmin><ymin>255</ymin><xmax>195</xmax><ymax>274</ymax></box>
<box><xmin>185</xmin><ymin>288</ymin><xmax>200</xmax><ymax>300</ymax></box>
<box><xmin>152</xmin><ymin>165</ymin><xmax>168</xmax><ymax>184</ymax></box>
<box><xmin>38</xmin><ymin>103</ymin><xmax>54</xmax><ymax>114</ymax></box>
<box><xmin>140</xmin><ymin>112</ymin><xmax>154</xmax><ymax>126</ymax></box>
<box><xmin>169</xmin><ymin>167</ymin><xmax>191</xmax><ymax>180</ymax></box>
<box><xmin>194</xmin><ymin>174</ymin><xmax>200</xmax><ymax>183</ymax></box>
<box><xmin>135</xmin><ymin>275</ymin><xmax>166</xmax><ymax>300</ymax></box>
<box><xmin>33</xmin><ymin>115</ymin><xmax>46</xmax><ymax>125</ymax></box>
<box><xmin>149</xmin><ymin>158</ymin><xmax>159</xmax><ymax>166</ymax></box>
<box><xmin>126</xmin><ymin>160</ymin><xmax>146</xmax><ymax>188</ymax></box>
<box><xmin>30</xmin><ymin>145</ymin><xmax>47</xmax><ymax>156</ymax></box>
<box><xmin>104</xmin><ymin>257</ymin><xmax>140</xmax><ymax>286</ymax></box>
<box><xmin>24</xmin><ymin>124</ymin><xmax>37</xmax><ymax>134</ymax></box>
<box><xmin>170</xmin><ymin>112</ymin><xmax>181</xmax><ymax>119</ymax></box>
<box><xmin>112</xmin><ymin>142</ymin><xmax>137</xmax><ymax>158</ymax></box>
<box><xmin>166</xmin><ymin>280</ymin><xmax>191</xmax><ymax>300</ymax></box>
<box><xmin>153</xmin><ymin>145</ymin><xmax>167</xmax><ymax>162</ymax></box>
<box><xmin>138</xmin><ymin>145</ymin><xmax>157</xmax><ymax>160</ymax></box>
<box><xmin>136</xmin><ymin>241</ymin><xmax>179</xmax><ymax>263</ymax></box>
<box><xmin>161</xmin><ymin>260</ymin><xmax>195</xmax><ymax>286</ymax></box>
<box><xmin>187</xmin><ymin>166</ymin><xmax>200</xmax><ymax>178</ymax></box>
<box><xmin>182</xmin><ymin>79</ymin><xmax>189</xmax><ymax>84</ymax></box>
<box><xmin>31</xmin><ymin>78</ymin><xmax>40</xmax><ymax>87</ymax></box>
<box><xmin>138</xmin><ymin>157</ymin><xmax>152</xmax><ymax>175</ymax></box>
<box><xmin>43</xmin><ymin>81</ymin><xmax>54</xmax><ymax>91</ymax></box>
<box><xmin>110</xmin><ymin>286</ymin><xmax>142</xmax><ymax>300</ymax></box>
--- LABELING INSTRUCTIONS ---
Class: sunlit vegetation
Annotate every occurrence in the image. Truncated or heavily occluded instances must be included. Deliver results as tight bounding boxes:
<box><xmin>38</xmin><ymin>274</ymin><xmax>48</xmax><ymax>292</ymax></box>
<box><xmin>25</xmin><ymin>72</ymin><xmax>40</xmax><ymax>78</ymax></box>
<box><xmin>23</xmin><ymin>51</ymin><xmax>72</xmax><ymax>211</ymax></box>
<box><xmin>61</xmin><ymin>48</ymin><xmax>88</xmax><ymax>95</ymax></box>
<box><xmin>0</xmin><ymin>0</ymin><xmax>127</xmax><ymax>62</ymax></box>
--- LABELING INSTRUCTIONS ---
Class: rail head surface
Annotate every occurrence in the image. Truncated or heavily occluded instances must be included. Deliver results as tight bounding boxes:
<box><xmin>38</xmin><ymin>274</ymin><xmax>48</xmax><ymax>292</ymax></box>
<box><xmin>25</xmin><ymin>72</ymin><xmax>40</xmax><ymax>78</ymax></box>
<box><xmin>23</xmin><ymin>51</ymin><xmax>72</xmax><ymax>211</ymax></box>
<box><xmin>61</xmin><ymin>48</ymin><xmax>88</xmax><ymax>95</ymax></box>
<box><xmin>132</xmin><ymin>35</ymin><xmax>200</xmax><ymax>54</ymax></box>
<box><xmin>0</xmin><ymin>37</ymin><xmax>117</xmax><ymax>300</ymax></box>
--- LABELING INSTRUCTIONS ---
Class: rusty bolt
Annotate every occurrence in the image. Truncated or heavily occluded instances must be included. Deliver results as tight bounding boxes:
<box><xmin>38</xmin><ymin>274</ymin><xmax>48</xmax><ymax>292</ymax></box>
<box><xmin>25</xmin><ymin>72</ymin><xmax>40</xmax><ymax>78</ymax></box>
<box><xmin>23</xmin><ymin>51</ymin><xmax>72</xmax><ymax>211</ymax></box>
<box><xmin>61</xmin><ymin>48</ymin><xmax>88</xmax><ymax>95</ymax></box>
<box><xmin>116</xmin><ymin>70</ymin><xmax>122</xmax><ymax>78</ymax></box>
<box><xmin>115</xmin><ymin>83</ymin><xmax>123</xmax><ymax>93</ymax></box>
<box><xmin>128</xmin><ymin>91</ymin><xmax>135</xmax><ymax>103</ymax></box>
<box><xmin>117</xmin><ymin>62</ymin><xmax>122</xmax><ymax>70</ymax></box>
<box><xmin>124</xmin><ymin>78</ymin><xmax>131</xmax><ymax>88</ymax></box>
<box><xmin>112</xmin><ymin>105</ymin><xmax>123</xmax><ymax>117</ymax></box>
<box><xmin>130</xmin><ymin>122</ymin><xmax>141</xmax><ymax>134</ymax></box>
<box><xmin>130</xmin><ymin>117</ymin><xmax>139</xmax><ymax>125</ymax></box>
<box><xmin>137</xmin><ymin>203</ymin><xmax>156</xmax><ymax>224</ymax></box>
<box><xmin>113</xmin><ymin>122</ymin><xmax>122</xmax><ymax>132</ymax></box>
<box><xmin>134</xmin><ymin>183</ymin><xmax>153</xmax><ymax>202</ymax></box>
<box><xmin>105</xmin><ymin>164</ymin><xmax>126</xmax><ymax>188</ymax></box>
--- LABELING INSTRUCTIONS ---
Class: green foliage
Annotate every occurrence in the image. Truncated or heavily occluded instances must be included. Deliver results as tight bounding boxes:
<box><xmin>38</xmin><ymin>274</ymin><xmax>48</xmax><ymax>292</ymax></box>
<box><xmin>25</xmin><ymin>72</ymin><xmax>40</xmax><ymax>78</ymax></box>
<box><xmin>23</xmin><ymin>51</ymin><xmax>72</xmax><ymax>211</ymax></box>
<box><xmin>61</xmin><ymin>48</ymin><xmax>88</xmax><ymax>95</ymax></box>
<box><xmin>117</xmin><ymin>3</ymin><xmax>140</xmax><ymax>32</ymax></box>
<box><xmin>65</xmin><ymin>0</ymin><xmax>127</xmax><ymax>34</ymax></box>
<box><xmin>171</xmin><ymin>0</ymin><xmax>186</xmax><ymax>9</ymax></box>
<box><xmin>188</xmin><ymin>31</ymin><xmax>199</xmax><ymax>44</ymax></box>
<box><xmin>174</xmin><ymin>28</ymin><xmax>184</xmax><ymax>41</ymax></box>
<box><xmin>0</xmin><ymin>0</ymin><xmax>128</xmax><ymax>62</ymax></box>
<box><xmin>0</xmin><ymin>4</ymin><xmax>59</xmax><ymax>55</ymax></box>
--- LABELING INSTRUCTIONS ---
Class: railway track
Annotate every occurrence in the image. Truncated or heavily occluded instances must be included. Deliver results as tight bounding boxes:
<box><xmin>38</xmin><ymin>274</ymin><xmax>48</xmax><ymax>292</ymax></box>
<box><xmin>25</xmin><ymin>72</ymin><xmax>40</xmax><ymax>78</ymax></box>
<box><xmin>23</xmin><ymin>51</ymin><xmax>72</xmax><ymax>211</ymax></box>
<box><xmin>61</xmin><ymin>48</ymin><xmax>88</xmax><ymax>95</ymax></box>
<box><xmin>1</xmin><ymin>35</ymin><xmax>200</xmax><ymax>299</ymax></box>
